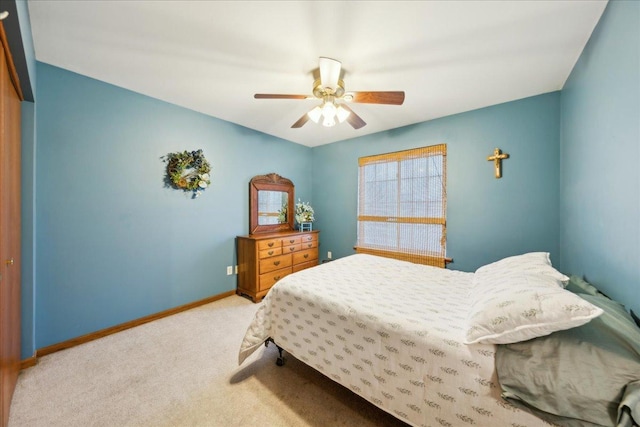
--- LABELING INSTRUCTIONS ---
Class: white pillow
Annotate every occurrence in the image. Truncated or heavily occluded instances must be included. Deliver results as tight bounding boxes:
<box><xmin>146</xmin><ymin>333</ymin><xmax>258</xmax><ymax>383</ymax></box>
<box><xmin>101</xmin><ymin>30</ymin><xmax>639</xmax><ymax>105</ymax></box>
<box><xmin>475</xmin><ymin>252</ymin><xmax>569</xmax><ymax>285</ymax></box>
<box><xmin>464</xmin><ymin>272</ymin><xmax>603</xmax><ymax>345</ymax></box>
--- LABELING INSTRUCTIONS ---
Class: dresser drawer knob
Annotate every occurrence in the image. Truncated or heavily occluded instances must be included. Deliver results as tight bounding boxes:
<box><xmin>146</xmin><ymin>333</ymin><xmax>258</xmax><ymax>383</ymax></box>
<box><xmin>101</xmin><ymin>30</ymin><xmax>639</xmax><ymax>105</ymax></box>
<box><xmin>274</xmin><ymin>275</ymin><xmax>281</xmax><ymax>281</ymax></box>
<box><xmin>268</xmin><ymin>242</ymin><xmax>274</xmax><ymax>247</ymax></box>
<box><xmin>304</xmin><ymin>254</ymin><xmax>309</xmax><ymax>259</ymax></box>
<box><xmin>289</xmin><ymin>247</ymin><xmax>295</xmax><ymax>252</ymax></box>
<box><xmin>268</xmin><ymin>250</ymin><xmax>274</xmax><ymax>256</ymax></box>
<box><xmin>289</xmin><ymin>239</ymin><xmax>295</xmax><ymax>243</ymax></box>
<box><xmin>274</xmin><ymin>261</ymin><xmax>280</xmax><ymax>266</ymax></box>
<box><xmin>307</xmin><ymin>244</ymin><xmax>312</xmax><ymax>248</ymax></box>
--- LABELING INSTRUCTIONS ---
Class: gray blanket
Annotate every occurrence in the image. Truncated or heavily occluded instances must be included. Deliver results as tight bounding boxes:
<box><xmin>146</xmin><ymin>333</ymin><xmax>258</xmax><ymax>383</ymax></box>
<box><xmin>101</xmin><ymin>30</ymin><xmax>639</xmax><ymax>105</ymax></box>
<box><xmin>496</xmin><ymin>293</ymin><xmax>640</xmax><ymax>427</ymax></box>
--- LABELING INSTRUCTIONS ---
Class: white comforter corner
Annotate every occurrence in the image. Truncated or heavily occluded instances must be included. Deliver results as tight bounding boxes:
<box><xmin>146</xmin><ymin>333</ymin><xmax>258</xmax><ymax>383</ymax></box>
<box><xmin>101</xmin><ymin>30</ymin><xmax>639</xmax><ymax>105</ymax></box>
<box><xmin>238</xmin><ymin>299</ymin><xmax>272</xmax><ymax>365</ymax></box>
<box><xmin>238</xmin><ymin>254</ymin><xmax>547</xmax><ymax>427</ymax></box>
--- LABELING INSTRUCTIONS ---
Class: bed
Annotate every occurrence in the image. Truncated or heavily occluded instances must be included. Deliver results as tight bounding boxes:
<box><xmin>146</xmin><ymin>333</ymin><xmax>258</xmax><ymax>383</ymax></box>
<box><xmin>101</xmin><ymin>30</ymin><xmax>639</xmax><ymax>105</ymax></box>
<box><xmin>239</xmin><ymin>253</ymin><xmax>640</xmax><ymax>427</ymax></box>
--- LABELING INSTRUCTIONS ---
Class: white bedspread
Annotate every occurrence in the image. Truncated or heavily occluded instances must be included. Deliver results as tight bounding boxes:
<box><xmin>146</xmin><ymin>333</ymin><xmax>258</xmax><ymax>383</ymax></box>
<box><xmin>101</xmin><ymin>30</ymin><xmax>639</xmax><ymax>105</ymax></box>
<box><xmin>239</xmin><ymin>254</ymin><xmax>549</xmax><ymax>427</ymax></box>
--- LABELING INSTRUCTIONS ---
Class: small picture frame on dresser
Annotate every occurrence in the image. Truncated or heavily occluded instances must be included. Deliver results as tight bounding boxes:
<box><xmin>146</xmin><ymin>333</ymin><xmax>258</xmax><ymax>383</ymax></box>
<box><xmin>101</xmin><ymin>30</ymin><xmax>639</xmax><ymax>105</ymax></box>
<box><xmin>299</xmin><ymin>222</ymin><xmax>312</xmax><ymax>232</ymax></box>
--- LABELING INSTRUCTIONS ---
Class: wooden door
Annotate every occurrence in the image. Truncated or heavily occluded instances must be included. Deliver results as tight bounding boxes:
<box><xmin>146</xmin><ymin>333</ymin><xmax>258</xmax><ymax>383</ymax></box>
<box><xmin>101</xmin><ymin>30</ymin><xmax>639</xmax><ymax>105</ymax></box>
<box><xmin>0</xmin><ymin>21</ymin><xmax>22</xmax><ymax>427</ymax></box>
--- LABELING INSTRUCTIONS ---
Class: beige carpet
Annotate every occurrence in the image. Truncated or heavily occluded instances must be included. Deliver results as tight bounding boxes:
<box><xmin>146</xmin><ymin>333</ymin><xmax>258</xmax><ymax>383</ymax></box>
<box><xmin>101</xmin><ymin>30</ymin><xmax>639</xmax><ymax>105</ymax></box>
<box><xmin>9</xmin><ymin>295</ymin><xmax>409</xmax><ymax>427</ymax></box>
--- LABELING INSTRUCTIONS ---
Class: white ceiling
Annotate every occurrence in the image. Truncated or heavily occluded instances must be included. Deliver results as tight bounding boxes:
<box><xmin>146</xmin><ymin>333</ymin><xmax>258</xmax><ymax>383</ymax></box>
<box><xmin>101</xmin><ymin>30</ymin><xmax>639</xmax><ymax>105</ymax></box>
<box><xmin>27</xmin><ymin>1</ymin><xmax>607</xmax><ymax>147</ymax></box>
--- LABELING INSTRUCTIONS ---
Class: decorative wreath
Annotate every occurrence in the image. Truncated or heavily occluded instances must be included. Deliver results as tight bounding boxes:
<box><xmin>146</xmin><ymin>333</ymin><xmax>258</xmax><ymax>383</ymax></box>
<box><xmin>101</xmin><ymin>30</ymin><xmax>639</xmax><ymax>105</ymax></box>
<box><xmin>165</xmin><ymin>149</ymin><xmax>211</xmax><ymax>198</ymax></box>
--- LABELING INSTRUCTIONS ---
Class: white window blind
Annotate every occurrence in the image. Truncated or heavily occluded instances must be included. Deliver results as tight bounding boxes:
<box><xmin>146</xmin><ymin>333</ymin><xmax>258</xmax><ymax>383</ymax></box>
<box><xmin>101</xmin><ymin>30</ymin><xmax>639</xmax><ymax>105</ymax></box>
<box><xmin>355</xmin><ymin>144</ymin><xmax>447</xmax><ymax>267</ymax></box>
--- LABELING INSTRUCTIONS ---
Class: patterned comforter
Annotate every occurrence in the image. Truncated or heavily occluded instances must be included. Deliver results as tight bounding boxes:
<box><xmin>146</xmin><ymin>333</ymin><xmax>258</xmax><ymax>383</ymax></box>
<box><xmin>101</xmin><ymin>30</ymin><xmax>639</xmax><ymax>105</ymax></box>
<box><xmin>239</xmin><ymin>254</ymin><xmax>549</xmax><ymax>427</ymax></box>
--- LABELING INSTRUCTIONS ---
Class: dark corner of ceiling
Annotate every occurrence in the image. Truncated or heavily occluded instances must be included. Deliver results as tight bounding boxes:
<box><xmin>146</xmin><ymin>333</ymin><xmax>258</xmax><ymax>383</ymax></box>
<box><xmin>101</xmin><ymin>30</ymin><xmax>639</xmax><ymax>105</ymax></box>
<box><xmin>1</xmin><ymin>0</ymin><xmax>34</xmax><ymax>102</ymax></box>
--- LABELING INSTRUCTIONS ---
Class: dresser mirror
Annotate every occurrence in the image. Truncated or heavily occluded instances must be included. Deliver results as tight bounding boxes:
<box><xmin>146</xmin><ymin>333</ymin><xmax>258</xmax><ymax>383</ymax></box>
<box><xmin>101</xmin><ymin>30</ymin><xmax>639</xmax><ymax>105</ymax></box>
<box><xmin>249</xmin><ymin>173</ymin><xmax>294</xmax><ymax>234</ymax></box>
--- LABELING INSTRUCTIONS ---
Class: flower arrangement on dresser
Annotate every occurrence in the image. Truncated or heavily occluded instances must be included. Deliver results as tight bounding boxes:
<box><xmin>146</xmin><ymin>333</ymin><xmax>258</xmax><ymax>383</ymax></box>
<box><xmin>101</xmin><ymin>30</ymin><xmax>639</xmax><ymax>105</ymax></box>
<box><xmin>294</xmin><ymin>199</ymin><xmax>314</xmax><ymax>231</ymax></box>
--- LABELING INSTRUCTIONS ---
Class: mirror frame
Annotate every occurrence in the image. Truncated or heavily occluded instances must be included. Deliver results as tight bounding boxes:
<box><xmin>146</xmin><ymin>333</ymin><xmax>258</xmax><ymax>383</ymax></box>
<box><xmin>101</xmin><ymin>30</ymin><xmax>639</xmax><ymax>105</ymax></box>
<box><xmin>249</xmin><ymin>173</ymin><xmax>295</xmax><ymax>234</ymax></box>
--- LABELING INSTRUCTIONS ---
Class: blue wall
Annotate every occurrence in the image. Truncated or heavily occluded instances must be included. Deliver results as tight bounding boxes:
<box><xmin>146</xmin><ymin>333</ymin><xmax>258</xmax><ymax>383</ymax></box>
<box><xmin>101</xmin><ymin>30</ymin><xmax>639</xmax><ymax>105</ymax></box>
<box><xmin>312</xmin><ymin>93</ymin><xmax>561</xmax><ymax>273</ymax></box>
<box><xmin>34</xmin><ymin>62</ymin><xmax>312</xmax><ymax>348</ymax></box>
<box><xmin>559</xmin><ymin>0</ymin><xmax>640</xmax><ymax>313</ymax></box>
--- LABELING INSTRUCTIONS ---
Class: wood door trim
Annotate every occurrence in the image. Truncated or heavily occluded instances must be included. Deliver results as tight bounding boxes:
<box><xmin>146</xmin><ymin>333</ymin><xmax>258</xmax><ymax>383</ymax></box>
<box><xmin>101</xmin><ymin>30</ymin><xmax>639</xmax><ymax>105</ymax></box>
<box><xmin>0</xmin><ymin>22</ymin><xmax>23</xmax><ymax>101</ymax></box>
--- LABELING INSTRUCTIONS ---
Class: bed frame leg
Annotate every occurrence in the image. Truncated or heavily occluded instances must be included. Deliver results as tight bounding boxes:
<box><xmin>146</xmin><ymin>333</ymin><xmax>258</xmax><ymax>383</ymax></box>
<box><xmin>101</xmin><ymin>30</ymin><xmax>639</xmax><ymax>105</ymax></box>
<box><xmin>265</xmin><ymin>338</ymin><xmax>285</xmax><ymax>366</ymax></box>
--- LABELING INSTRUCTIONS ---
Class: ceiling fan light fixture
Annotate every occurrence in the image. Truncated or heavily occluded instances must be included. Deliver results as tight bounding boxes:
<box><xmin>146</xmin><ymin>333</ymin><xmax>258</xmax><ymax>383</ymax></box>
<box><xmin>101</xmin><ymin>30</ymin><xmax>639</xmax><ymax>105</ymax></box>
<box><xmin>321</xmin><ymin>101</ymin><xmax>337</xmax><ymax>119</ymax></box>
<box><xmin>336</xmin><ymin>104</ymin><xmax>350</xmax><ymax>123</ymax></box>
<box><xmin>318</xmin><ymin>57</ymin><xmax>341</xmax><ymax>91</ymax></box>
<box><xmin>322</xmin><ymin>115</ymin><xmax>336</xmax><ymax>127</ymax></box>
<box><xmin>307</xmin><ymin>106</ymin><xmax>322</xmax><ymax>123</ymax></box>
<box><xmin>321</xmin><ymin>102</ymin><xmax>337</xmax><ymax>127</ymax></box>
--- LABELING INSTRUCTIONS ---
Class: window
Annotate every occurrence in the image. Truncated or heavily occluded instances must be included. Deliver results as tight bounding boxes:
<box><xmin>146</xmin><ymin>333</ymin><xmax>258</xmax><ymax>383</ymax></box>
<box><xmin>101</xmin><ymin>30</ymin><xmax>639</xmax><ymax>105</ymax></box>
<box><xmin>355</xmin><ymin>144</ymin><xmax>447</xmax><ymax>267</ymax></box>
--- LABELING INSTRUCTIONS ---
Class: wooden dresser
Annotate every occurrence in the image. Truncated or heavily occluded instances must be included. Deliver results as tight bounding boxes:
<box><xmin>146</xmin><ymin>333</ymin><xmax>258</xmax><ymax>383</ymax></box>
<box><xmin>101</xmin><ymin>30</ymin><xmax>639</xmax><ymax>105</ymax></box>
<box><xmin>237</xmin><ymin>230</ymin><xmax>319</xmax><ymax>302</ymax></box>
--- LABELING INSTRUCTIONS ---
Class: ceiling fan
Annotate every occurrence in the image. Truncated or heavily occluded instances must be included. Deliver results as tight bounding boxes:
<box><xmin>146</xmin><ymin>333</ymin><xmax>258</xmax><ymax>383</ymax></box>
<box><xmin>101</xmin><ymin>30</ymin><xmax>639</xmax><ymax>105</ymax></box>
<box><xmin>254</xmin><ymin>57</ymin><xmax>405</xmax><ymax>129</ymax></box>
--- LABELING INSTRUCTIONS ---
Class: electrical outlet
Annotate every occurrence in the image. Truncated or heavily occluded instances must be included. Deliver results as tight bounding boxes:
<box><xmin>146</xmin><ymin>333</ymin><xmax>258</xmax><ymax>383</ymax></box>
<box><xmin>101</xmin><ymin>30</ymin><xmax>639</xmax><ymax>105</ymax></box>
<box><xmin>328</xmin><ymin>251</ymin><xmax>332</xmax><ymax>259</ymax></box>
<box><xmin>235</xmin><ymin>265</ymin><xmax>238</xmax><ymax>274</ymax></box>
<box><xmin>226</xmin><ymin>266</ymin><xmax>233</xmax><ymax>275</ymax></box>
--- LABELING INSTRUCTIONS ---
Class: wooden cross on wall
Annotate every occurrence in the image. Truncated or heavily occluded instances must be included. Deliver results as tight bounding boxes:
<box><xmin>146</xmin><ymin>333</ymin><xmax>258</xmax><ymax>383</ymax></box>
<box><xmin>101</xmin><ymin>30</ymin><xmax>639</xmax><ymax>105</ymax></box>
<box><xmin>487</xmin><ymin>148</ymin><xmax>509</xmax><ymax>178</ymax></box>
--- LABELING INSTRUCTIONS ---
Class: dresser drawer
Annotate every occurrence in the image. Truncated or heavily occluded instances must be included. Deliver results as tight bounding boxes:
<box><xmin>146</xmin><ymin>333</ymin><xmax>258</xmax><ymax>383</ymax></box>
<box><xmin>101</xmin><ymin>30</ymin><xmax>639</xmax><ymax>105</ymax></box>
<box><xmin>258</xmin><ymin>238</ymin><xmax>281</xmax><ymax>251</ymax></box>
<box><xmin>293</xmin><ymin>259</ymin><xmax>317</xmax><ymax>273</ymax></box>
<box><xmin>283</xmin><ymin>243</ymin><xmax>301</xmax><ymax>254</ymax></box>
<box><xmin>259</xmin><ymin>267</ymin><xmax>292</xmax><ymax>291</ymax></box>
<box><xmin>259</xmin><ymin>253</ymin><xmax>292</xmax><ymax>274</ymax></box>
<box><xmin>259</xmin><ymin>247</ymin><xmax>282</xmax><ymax>259</ymax></box>
<box><xmin>300</xmin><ymin>239</ymin><xmax>318</xmax><ymax>250</ymax></box>
<box><xmin>282</xmin><ymin>236</ymin><xmax>301</xmax><ymax>246</ymax></box>
<box><xmin>299</xmin><ymin>233</ymin><xmax>317</xmax><ymax>244</ymax></box>
<box><xmin>293</xmin><ymin>248</ymin><xmax>318</xmax><ymax>265</ymax></box>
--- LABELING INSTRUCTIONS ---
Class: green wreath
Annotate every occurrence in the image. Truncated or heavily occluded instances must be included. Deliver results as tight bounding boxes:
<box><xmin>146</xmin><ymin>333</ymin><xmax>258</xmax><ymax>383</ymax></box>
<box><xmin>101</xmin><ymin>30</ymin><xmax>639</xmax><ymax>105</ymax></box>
<box><xmin>165</xmin><ymin>149</ymin><xmax>211</xmax><ymax>198</ymax></box>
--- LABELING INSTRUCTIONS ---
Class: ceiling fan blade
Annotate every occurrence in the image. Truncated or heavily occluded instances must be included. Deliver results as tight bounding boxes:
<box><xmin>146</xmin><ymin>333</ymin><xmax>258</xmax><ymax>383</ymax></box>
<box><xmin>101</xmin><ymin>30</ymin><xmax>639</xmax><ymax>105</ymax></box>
<box><xmin>348</xmin><ymin>91</ymin><xmax>405</xmax><ymax>105</ymax></box>
<box><xmin>254</xmin><ymin>94</ymin><xmax>310</xmax><ymax>100</ymax></box>
<box><xmin>339</xmin><ymin>104</ymin><xmax>366</xmax><ymax>129</ymax></box>
<box><xmin>318</xmin><ymin>57</ymin><xmax>341</xmax><ymax>91</ymax></box>
<box><xmin>291</xmin><ymin>112</ymin><xmax>311</xmax><ymax>128</ymax></box>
